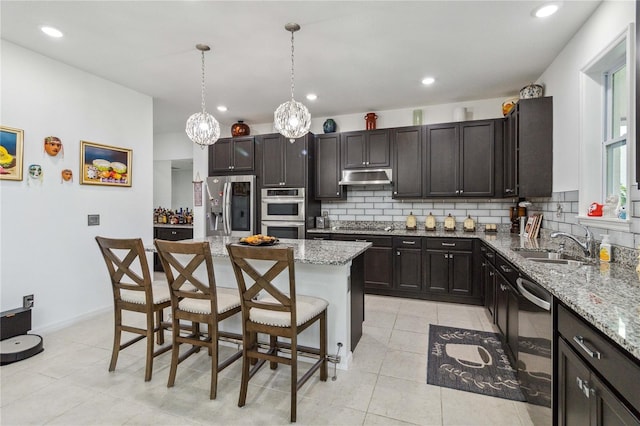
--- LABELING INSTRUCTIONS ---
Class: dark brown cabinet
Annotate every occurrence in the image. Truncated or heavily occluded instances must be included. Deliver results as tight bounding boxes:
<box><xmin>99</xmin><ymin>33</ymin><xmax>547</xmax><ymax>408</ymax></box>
<box><xmin>424</xmin><ymin>120</ymin><xmax>496</xmax><ymax>197</ymax></box>
<box><xmin>153</xmin><ymin>226</ymin><xmax>193</xmax><ymax>271</ymax></box>
<box><xmin>394</xmin><ymin>237</ymin><xmax>423</xmax><ymax>292</ymax></box>
<box><xmin>332</xmin><ymin>234</ymin><xmax>394</xmax><ymax>293</ymax></box>
<box><xmin>424</xmin><ymin>238</ymin><xmax>477</xmax><ymax>303</ymax></box>
<box><xmin>208</xmin><ymin>136</ymin><xmax>254</xmax><ymax>174</ymax></box>
<box><xmin>494</xmin><ymin>254</ymin><xmax>519</xmax><ymax>361</ymax></box>
<box><xmin>479</xmin><ymin>243</ymin><xmax>496</xmax><ymax>320</ymax></box>
<box><xmin>392</xmin><ymin>126</ymin><xmax>423</xmax><ymax>198</ymax></box>
<box><xmin>314</xmin><ymin>133</ymin><xmax>345</xmax><ymax>200</ymax></box>
<box><xmin>503</xmin><ymin>97</ymin><xmax>553</xmax><ymax>197</ymax></box>
<box><xmin>556</xmin><ymin>304</ymin><xmax>640</xmax><ymax>426</ymax></box>
<box><xmin>341</xmin><ymin>129</ymin><xmax>390</xmax><ymax>169</ymax></box>
<box><xmin>260</xmin><ymin>133</ymin><xmax>308</xmax><ymax>188</ymax></box>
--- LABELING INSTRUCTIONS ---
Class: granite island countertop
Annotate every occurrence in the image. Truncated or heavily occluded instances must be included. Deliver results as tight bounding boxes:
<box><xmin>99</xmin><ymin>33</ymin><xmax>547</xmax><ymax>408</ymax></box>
<box><xmin>308</xmin><ymin>227</ymin><xmax>640</xmax><ymax>362</ymax></box>
<box><xmin>181</xmin><ymin>235</ymin><xmax>371</xmax><ymax>266</ymax></box>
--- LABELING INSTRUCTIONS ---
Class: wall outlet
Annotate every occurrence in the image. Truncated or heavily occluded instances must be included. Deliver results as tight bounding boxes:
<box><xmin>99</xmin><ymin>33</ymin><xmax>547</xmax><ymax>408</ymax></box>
<box><xmin>23</xmin><ymin>294</ymin><xmax>34</xmax><ymax>309</ymax></box>
<box><xmin>88</xmin><ymin>214</ymin><xmax>100</xmax><ymax>226</ymax></box>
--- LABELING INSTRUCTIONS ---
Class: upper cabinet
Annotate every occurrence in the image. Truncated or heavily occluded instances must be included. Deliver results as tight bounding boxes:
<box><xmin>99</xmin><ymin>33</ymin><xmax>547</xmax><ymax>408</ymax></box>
<box><xmin>503</xmin><ymin>97</ymin><xmax>553</xmax><ymax>198</ymax></box>
<box><xmin>425</xmin><ymin>120</ymin><xmax>496</xmax><ymax>197</ymax></box>
<box><xmin>392</xmin><ymin>126</ymin><xmax>423</xmax><ymax>198</ymax></box>
<box><xmin>315</xmin><ymin>133</ymin><xmax>345</xmax><ymax>200</ymax></box>
<box><xmin>208</xmin><ymin>136</ymin><xmax>255</xmax><ymax>175</ymax></box>
<box><xmin>341</xmin><ymin>129</ymin><xmax>390</xmax><ymax>169</ymax></box>
<box><xmin>259</xmin><ymin>133</ymin><xmax>310</xmax><ymax>188</ymax></box>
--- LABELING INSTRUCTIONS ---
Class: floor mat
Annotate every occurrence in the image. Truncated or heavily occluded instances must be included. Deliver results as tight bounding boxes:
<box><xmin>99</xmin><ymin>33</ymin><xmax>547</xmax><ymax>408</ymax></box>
<box><xmin>427</xmin><ymin>324</ymin><xmax>551</xmax><ymax>407</ymax></box>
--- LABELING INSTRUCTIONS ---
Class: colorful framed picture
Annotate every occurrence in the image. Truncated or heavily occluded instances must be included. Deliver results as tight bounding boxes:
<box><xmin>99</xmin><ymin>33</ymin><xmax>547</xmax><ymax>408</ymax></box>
<box><xmin>80</xmin><ymin>140</ymin><xmax>132</xmax><ymax>187</ymax></box>
<box><xmin>0</xmin><ymin>126</ymin><xmax>24</xmax><ymax>181</ymax></box>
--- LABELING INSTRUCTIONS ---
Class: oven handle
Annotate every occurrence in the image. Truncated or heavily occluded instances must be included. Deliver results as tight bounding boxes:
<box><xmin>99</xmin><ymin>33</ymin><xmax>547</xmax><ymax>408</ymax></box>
<box><xmin>261</xmin><ymin>198</ymin><xmax>305</xmax><ymax>204</ymax></box>
<box><xmin>516</xmin><ymin>278</ymin><xmax>551</xmax><ymax>311</ymax></box>
<box><xmin>261</xmin><ymin>221</ymin><xmax>305</xmax><ymax>228</ymax></box>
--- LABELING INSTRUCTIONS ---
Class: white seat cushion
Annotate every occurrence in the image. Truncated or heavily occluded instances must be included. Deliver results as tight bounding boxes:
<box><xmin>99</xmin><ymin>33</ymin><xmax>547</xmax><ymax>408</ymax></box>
<box><xmin>121</xmin><ymin>283</ymin><xmax>171</xmax><ymax>305</ymax></box>
<box><xmin>250</xmin><ymin>294</ymin><xmax>328</xmax><ymax>327</ymax></box>
<box><xmin>178</xmin><ymin>287</ymin><xmax>240</xmax><ymax>315</ymax></box>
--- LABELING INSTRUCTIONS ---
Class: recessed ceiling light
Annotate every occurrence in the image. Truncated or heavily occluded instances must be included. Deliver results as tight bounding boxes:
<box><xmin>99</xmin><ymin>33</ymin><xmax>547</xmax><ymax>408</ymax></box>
<box><xmin>533</xmin><ymin>3</ymin><xmax>560</xmax><ymax>18</ymax></box>
<box><xmin>306</xmin><ymin>93</ymin><xmax>318</xmax><ymax>101</ymax></box>
<box><xmin>217</xmin><ymin>106</ymin><xmax>227</xmax><ymax>112</ymax></box>
<box><xmin>421</xmin><ymin>77</ymin><xmax>435</xmax><ymax>85</ymax></box>
<box><xmin>41</xmin><ymin>26</ymin><xmax>63</xmax><ymax>38</ymax></box>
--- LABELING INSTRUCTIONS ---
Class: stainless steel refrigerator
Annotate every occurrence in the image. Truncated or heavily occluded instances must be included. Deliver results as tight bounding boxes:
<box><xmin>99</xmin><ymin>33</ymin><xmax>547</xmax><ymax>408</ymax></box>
<box><xmin>205</xmin><ymin>175</ymin><xmax>256</xmax><ymax>237</ymax></box>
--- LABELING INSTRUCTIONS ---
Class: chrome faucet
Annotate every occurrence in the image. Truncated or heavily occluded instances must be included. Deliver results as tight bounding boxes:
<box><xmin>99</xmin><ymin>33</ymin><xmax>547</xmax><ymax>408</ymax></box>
<box><xmin>550</xmin><ymin>225</ymin><xmax>594</xmax><ymax>258</ymax></box>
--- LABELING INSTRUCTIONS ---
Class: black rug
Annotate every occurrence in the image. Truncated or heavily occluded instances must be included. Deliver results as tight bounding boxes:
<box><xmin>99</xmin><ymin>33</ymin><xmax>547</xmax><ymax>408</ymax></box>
<box><xmin>427</xmin><ymin>325</ymin><xmax>551</xmax><ymax>407</ymax></box>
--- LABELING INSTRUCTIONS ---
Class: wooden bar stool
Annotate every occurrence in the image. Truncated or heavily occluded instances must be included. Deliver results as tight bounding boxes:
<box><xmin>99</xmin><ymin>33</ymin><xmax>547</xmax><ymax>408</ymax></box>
<box><xmin>95</xmin><ymin>236</ymin><xmax>172</xmax><ymax>382</ymax></box>
<box><xmin>155</xmin><ymin>239</ymin><xmax>242</xmax><ymax>400</ymax></box>
<box><xmin>226</xmin><ymin>243</ymin><xmax>328</xmax><ymax>422</ymax></box>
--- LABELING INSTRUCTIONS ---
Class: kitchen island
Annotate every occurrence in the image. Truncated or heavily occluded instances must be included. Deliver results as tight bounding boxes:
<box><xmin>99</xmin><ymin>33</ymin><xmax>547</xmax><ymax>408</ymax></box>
<box><xmin>170</xmin><ymin>235</ymin><xmax>371</xmax><ymax>370</ymax></box>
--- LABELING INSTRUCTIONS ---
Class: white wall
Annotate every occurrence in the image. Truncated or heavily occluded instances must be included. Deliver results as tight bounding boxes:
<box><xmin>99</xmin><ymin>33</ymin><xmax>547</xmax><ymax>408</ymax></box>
<box><xmin>538</xmin><ymin>0</ymin><xmax>635</xmax><ymax>193</ymax></box>
<box><xmin>0</xmin><ymin>41</ymin><xmax>154</xmax><ymax>331</ymax></box>
<box><xmin>171</xmin><ymin>168</ymin><xmax>193</xmax><ymax>210</ymax></box>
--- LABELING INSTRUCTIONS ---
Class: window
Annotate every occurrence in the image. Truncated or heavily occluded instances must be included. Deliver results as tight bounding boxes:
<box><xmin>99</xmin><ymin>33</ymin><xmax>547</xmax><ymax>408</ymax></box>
<box><xmin>603</xmin><ymin>62</ymin><xmax>627</xmax><ymax>214</ymax></box>
<box><xmin>579</xmin><ymin>24</ymin><xmax>633</xmax><ymax>232</ymax></box>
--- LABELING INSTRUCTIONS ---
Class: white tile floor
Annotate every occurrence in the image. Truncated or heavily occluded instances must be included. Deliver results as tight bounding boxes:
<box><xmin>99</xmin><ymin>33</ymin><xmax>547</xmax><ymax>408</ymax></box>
<box><xmin>1</xmin><ymin>295</ymin><xmax>551</xmax><ymax>425</ymax></box>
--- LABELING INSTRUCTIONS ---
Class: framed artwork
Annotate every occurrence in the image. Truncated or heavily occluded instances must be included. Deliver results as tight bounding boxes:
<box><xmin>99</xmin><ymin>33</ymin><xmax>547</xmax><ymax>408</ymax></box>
<box><xmin>0</xmin><ymin>126</ymin><xmax>24</xmax><ymax>181</ymax></box>
<box><xmin>80</xmin><ymin>140</ymin><xmax>132</xmax><ymax>187</ymax></box>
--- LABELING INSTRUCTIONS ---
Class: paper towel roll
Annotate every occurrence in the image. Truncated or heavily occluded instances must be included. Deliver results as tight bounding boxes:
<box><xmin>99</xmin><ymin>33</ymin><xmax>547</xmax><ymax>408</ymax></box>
<box><xmin>453</xmin><ymin>107</ymin><xmax>466</xmax><ymax>121</ymax></box>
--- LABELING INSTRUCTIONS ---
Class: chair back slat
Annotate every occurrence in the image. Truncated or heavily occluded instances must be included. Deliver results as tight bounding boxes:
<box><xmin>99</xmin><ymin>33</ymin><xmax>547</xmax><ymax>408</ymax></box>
<box><xmin>96</xmin><ymin>236</ymin><xmax>153</xmax><ymax>301</ymax></box>
<box><xmin>226</xmin><ymin>244</ymin><xmax>297</xmax><ymax>323</ymax></box>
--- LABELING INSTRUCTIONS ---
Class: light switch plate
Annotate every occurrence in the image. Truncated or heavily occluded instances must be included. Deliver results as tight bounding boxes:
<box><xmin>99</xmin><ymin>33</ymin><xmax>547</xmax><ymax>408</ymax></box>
<box><xmin>88</xmin><ymin>214</ymin><xmax>100</xmax><ymax>226</ymax></box>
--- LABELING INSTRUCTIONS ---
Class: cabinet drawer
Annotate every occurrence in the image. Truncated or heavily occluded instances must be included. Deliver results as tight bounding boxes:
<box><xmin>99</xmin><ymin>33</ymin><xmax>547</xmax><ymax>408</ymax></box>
<box><xmin>558</xmin><ymin>304</ymin><xmax>640</xmax><ymax>411</ymax></box>
<box><xmin>479</xmin><ymin>244</ymin><xmax>496</xmax><ymax>264</ymax></box>
<box><xmin>394</xmin><ymin>236</ymin><xmax>422</xmax><ymax>248</ymax></box>
<box><xmin>155</xmin><ymin>227</ymin><xmax>193</xmax><ymax>241</ymax></box>
<box><xmin>495</xmin><ymin>254</ymin><xmax>518</xmax><ymax>284</ymax></box>
<box><xmin>425</xmin><ymin>238</ymin><xmax>472</xmax><ymax>251</ymax></box>
<box><xmin>332</xmin><ymin>234</ymin><xmax>392</xmax><ymax>247</ymax></box>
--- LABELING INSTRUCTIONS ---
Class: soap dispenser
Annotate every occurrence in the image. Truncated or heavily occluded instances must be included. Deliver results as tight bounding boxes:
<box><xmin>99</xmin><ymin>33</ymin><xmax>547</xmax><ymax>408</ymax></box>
<box><xmin>599</xmin><ymin>235</ymin><xmax>612</xmax><ymax>262</ymax></box>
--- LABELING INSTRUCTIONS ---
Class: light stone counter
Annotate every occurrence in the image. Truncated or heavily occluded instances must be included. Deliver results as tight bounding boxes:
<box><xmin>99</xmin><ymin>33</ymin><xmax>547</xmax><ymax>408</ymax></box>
<box><xmin>309</xmin><ymin>228</ymin><xmax>640</xmax><ymax>362</ymax></box>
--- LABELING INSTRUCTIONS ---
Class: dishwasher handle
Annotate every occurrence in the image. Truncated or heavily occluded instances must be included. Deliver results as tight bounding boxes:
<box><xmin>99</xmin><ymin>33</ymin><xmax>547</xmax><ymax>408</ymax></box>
<box><xmin>516</xmin><ymin>277</ymin><xmax>551</xmax><ymax>311</ymax></box>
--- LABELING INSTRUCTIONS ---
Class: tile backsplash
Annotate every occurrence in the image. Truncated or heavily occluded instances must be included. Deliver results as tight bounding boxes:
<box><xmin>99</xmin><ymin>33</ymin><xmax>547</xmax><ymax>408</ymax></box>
<box><xmin>320</xmin><ymin>185</ymin><xmax>640</xmax><ymax>267</ymax></box>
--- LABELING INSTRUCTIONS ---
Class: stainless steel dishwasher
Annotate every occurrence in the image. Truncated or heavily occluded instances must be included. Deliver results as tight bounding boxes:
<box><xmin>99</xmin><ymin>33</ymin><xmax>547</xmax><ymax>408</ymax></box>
<box><xmin>516</xmin><ymin>277</ymin><xmax>553</xmax><ymax>411</ymax></box>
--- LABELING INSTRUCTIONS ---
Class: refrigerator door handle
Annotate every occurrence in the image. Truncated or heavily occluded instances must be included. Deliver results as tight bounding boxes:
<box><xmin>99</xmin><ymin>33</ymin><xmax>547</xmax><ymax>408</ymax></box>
<box><xmin>224</xmin><ymin>181</ymin><xmax>231</xmax><ymax>235</ymax></box>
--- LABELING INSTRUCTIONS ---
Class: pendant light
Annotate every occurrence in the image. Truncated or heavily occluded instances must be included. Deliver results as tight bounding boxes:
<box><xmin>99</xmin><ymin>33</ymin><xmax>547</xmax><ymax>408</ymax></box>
<box><xmin>274</xmin><ymin>23</ymin><xmax>311</xmax><ymax>143</ymax></box>
<box><xmin>185</xmin><ymin>44</ymin><xmax>220</xmax><ymax>148</ymax></box>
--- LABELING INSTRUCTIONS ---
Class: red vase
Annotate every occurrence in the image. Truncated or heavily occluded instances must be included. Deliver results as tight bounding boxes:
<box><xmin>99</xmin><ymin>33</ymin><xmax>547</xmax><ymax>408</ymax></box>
<box><xmin>365</xmin><ymin>113</ymin><xmax>378</xmax><ymax>130</ymax></box>
<box><xmin>231</xmin><ymin>121</ymin><xmax>250</xmax><ymax>137</ymax></box>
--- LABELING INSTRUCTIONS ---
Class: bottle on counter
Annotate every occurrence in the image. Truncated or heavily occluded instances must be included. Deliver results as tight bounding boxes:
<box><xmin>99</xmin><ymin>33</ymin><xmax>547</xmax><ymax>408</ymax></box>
<box><xmin>599</xmin><ymin>235</ymin><xmax>612</xmax><ymax>262</ymax></box>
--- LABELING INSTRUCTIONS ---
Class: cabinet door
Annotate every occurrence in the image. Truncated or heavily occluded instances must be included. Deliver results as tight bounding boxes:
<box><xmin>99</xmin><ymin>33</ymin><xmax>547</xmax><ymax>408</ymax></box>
<box><xmin>364</xmin><ymin>247</ymin><xmax>393</xmax><ymax>290</ymax></box>
<box><xmin>209</xmin><ymin>139</ymin><xmax>232</xmax><ymax>174</ymax></box>
<box><xmin>395</xmin><ymin>248</ymin><xmax>422</xmax><ymax>292</ymax></box>
<box><xmin>424</xmin><ymin>250</ymin><xmax>449</xmax><ymax>293</ymax></box>
<box><xmin>284</xmin><ymin>136</ymin><xmax>307</xmax><ymax>188</ymax></box>
<box><xmin>459</xmin><ymin>120</ymin><xmax>494</xmax><ymax>197</ymax></box>
<box><xmin>425</xmin><ymin>123</ymin><xmax>458</xmax><ymax>196</ymax></box>
<box><xmin>518</xmin><ymin>97</ymin><xmax>553</xmax><ymax>197</ymax></box>
<box><xmin>503</xmin><ymin>111</ymin><xmax>518</xmax><ymax>196</ymax></box>
<box><xmin>557</xmin><ymin>338</ymin><xmax>594</xmax><ymax>426</ymax></box>
<box><xmin>315</xmin><ymin>134</ymin><xmax>344</xmax><ymax>199</ymax></box>
<box><xmin>231</xmin><ymin>137</ymin><xmax>255</xmax><ymax>172</ymax></box>
<box><xmin>261</xmin><ymin>134</ymin><xmax>284</xmax><ymax>187</ymax></box>
<box><xmin>449</xmin><ymin>251</ymin><xmax>472</xmax><ymax>296</ymax></box>
<box><xmin>484</xmin><ymin>263</ymin><xmax>496</xmax><ymax>319</ymax></box>
<box><xmin>342</xmin><ymin>132</ymin><xmax>366</xmax><ymax>169</ymax></box>
<box><xmin>366</xmin><ymin>130</ymin><xmax>390</xmax><ymax>167</ymax></box>
<box><xmin>392</xmin><ymin>126</ymin><xmax>422</xmax><ymax>198</ymax></box>
<box><xmin>591</xmin><ymin>374</ymin><xmax>640</xmax><ymax>426</ymax></box>
<box><xmin>495</xmin><ymin>274</ymin><xmax>508</xmax><ymax>337</ymax></box>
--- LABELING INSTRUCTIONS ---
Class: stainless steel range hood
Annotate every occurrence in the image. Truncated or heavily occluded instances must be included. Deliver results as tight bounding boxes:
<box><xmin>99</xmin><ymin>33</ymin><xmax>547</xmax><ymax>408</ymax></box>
<box><xmin>338</xmin><ymin>168</ymin><xmax>392</xmax><ymax>186</ymax></box>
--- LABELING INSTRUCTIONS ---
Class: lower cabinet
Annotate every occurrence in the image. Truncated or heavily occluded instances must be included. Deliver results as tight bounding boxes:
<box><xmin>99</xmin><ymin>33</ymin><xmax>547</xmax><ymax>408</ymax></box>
<box><xmin>394</xmin><ymin>237</ymin><xmax>423</xmax><ymax>292</ymax></box>
<box><xmin>494</xmin><ymin>254</ymin><xmax>519</xmax><ymax>361</ymax></box>
<box><xmin>153</xmin><ymin>226</ymin><xmax>194</xmax><ymax>271</ymax></box>
<box><xmin>556</xmin><ymin>304</ymin><xmax>640</xmax><ymax>425</ymax></box>
<box><xmin>480</xmin><ymin>243</ymin><xmax>496</xmax><ymax>320</ymax></box>
<box><xmin>424</xmin><ymin>238</ymin><xmax>479</xmax><ymax>304</ymax></box>
<box><xmin>332</xmin><ymin>234</ymin><xmax>393</xmax><ymax>292</ymax></box>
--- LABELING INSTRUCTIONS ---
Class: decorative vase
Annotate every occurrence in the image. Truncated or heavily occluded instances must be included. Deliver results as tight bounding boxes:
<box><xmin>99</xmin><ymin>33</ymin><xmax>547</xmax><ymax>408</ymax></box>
<box><xmin>519</xmin><ymin>83</ymin><xmax>543</xmax><ymax>99</ymax></box>
<box><xmin>231</xmin><ymin>120</ymin><xmax>250</xmax><ymax>137</ymax></box>
<box><xmin>365</xmin><ymin>112</ymin><xmax>378</xmax><ymax>130</ymax></box>
<box><xmin>323</xmin><ymin>119</ymin><xmax>337</xmax><ymax>133</ymax></box>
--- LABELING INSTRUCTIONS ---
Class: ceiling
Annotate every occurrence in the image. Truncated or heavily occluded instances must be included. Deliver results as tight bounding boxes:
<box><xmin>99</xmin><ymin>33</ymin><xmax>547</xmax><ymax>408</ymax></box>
<box><xmin>1</xmin><ymin>1</ymin><xmax>601</xmax><ymax>136</ymax></box>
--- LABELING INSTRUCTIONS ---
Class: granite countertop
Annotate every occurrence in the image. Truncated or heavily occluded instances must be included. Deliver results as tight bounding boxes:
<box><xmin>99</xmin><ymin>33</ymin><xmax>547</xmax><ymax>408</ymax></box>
<box><xmin>154</xmin><ymin>224</ymin><xmax>194</xmax><ymax>229</ymax></box>
<box><xmin>184</xmin><ymin>236</ymin><xmax>371</xmax><ymax>266</ymax></box>
<box><xmin>309</xmin><ymin>228</ymin><xmax>640</xmax><ymax>362</ymax></box>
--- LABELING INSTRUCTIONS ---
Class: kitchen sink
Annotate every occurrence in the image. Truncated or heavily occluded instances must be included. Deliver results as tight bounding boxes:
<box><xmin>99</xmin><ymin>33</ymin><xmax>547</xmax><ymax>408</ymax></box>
<box><xmin>511</xmin><ymin>248</ymin><xmax>584</xmax><ymax>265</ymax></box>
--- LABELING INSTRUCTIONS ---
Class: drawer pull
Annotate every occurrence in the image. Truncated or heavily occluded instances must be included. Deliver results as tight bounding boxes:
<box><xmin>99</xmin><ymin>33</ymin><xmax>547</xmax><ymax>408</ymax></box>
<box><xmin>402</xmin><ymin>240</ymin><xmax>416</xmax><ymax>245</ymax></box>
<box><xmin>487</xmin><ymin>253</ymin><xmax>494</xmax><ymax>258</ymax></box>
<box><xmin>441</xmin><ymin>242</ymin><xmax>456</xmax><ymax>247</ymax></box>
<box><xmin>480</xmin><ymin>246</ymin><xmax>487</xmax><ymax>252</ymax></box>
<box><xmin>500</xmin><ymin>264</ymin><xmax>512</xmax><ymax>273</ymax></box>
<box><xmin>573</xmin><ymin>335</ymin><xmax>601</xmax><ymax>359</ymax></box>
<box><xmin>171</xmin><ymin>231</ymin><xmax>177</xmax><ymax>235</ymax></box>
